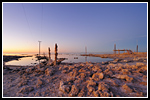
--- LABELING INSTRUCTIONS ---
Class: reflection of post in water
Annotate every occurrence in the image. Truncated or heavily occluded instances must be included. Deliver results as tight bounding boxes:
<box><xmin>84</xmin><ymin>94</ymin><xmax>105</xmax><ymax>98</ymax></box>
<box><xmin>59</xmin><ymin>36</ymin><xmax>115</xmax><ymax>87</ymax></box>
<box><xmin>85</xmin><ymin>56</ymin><xmax>87</xmax><ymax>62</ymax></box>
<box><xmin>38</xmin><ymin>41</ymin><xmax>41</xmax><ymax>67</ymax></box>
<box><xmin>85</xmin><ymin>46</ymin><xmax>87</xmax><ymax>55</ymax></box>
<box><xmin>85</xmin><ymin>46</ymin><xmax>87</xmax><ymax>62</ymax></box>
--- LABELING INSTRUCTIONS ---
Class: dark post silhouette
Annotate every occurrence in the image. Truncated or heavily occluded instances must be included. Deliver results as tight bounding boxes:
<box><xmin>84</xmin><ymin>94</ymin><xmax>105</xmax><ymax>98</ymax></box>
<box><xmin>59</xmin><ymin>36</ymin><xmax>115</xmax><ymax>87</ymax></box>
<box><xmin>54</xmin><ymin>43</ymin><xmax>58</xmax><ymax>65</ymax></box>
<box><xmin>48</xmin><ymin>47</ymin><xmax>51</xmax><ymax>60</ymax></box>
<box><xmin>137</xmin><ymin>45</ymin><xmax>138</xmax><ymax>52</ymax></box>
<box><xmin>114</xmin><ymin>44</ymin><xmax>116</xmax><ymax>54</ymax></box>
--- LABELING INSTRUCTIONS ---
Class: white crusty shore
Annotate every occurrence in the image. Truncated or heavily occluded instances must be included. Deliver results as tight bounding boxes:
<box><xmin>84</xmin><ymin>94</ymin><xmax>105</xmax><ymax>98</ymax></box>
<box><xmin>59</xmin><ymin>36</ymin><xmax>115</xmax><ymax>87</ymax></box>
<box><xmin>3</xmin><ymin>53</ymin><xmax>147</xmax><ymax>97</ymax></box>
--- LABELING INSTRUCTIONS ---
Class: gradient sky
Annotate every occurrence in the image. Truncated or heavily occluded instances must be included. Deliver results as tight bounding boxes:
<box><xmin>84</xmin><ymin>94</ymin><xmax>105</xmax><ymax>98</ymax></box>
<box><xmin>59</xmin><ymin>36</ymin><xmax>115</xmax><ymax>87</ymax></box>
<box><xmin>3</xmin><ymin>2</ymin><xmax>147</xmax><ymax>53</ymax></box>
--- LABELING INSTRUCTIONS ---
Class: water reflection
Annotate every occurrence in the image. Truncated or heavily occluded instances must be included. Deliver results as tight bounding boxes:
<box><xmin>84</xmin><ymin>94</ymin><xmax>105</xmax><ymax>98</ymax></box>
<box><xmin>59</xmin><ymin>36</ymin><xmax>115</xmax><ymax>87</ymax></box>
<box><xmin>85</xmin><ymin>56</ymin><xmax>87</xmax><ymax>62</ymax></box>
<box><xmin>5</xmin><ymin>54</ymin><xmax>113</xmax><ymax>66</ymax></box>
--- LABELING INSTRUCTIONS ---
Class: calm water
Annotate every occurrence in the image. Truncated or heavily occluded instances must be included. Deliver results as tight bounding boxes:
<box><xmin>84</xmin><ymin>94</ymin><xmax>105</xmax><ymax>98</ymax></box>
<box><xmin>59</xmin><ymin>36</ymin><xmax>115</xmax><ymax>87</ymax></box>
<box><xmin>4</xmin><ymin>53</ymin><xmax>113</xmax><ymax>66</ymax></box>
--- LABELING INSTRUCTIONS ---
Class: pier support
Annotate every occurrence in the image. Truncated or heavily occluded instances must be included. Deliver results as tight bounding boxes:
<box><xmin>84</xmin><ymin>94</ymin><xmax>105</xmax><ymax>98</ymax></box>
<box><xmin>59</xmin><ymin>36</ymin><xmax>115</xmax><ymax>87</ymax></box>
<box><xmin>47</xmin><ymin>47</ymin><xmax>53</xmax><ymax>65</ymax></box>
<box><xmin>114</xmin><ymin>44</ymin><xmax>116</xmax><ymax>54</ymax></box>
<box><xmin>48</xmin><ymin>47</ymin><xmax>51</xmax><ymax>60</ymax></box>
<box><xmin>54</xmin><ymin>43</ymin><xmax>58</xmax><ymax>66</ymax></box>
<box><xmin>137</xmin><ymin>45</ymin><xmax>138</xmax><ymax>52</ymax></box>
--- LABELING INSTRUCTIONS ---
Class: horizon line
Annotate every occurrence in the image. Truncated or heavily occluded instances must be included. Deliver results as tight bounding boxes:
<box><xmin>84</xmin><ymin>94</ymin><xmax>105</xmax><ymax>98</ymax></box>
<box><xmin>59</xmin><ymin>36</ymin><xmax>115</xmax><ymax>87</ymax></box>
<box><xmin>3</xmin><ymin>51</ymin><xmax>147</xmax><ymax>54</ymax></box>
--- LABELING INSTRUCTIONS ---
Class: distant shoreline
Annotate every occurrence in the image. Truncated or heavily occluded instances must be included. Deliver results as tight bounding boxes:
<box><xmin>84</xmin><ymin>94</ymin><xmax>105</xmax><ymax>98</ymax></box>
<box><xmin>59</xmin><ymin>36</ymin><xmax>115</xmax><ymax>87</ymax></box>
<box><xmin>81</xmin><ymin>52</ymin><xmax>147</xmax><ymax>58</ymax></box>
<box><xmin>3</xmin><ymin>55</ymin><xmax>32</xmax><ymax>62</ymax></box>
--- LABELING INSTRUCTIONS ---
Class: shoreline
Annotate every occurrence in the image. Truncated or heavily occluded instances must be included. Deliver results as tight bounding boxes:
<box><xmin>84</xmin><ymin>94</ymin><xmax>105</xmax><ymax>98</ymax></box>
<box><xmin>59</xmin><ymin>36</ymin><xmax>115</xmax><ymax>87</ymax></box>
<box><xmin>3</xmin><ymin>55</ymin><xmax>32</xmax><ymax>62</ymax></box>
<box><xmin>81</xmin><ymin>52</ymin><xmax>147</xmax><ymax>58</ymax></box>
<box><xmin>3</xmin><ymin>53</ymin><xmax>147</xmax><ymax>97</ymax></box>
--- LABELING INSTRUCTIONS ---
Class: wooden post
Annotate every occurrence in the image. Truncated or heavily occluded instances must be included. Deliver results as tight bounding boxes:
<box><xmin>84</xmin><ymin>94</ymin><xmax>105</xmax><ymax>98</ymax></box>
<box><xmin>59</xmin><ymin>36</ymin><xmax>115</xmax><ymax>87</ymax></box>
<box><xmin>48</xmin><ymin>47</ymin><xmax>51</xmax><ymax>60</ymax></box>
<box><xmin>114</xmin><ymin>44</ymin><xmax>116</xmax><ymax>54</ymax></box>
<box><xmin>54</xmin><ymin>43</ymin><xmax>58</xmax><ymax>65</ymax></box>
<box><xmin>137</xmin><ymin>45</ymin><xmax>138</xmax><ymax>52</ymax></box>
<box><xmin>47</xmin><ymin>47</ymin><xmax>52</xmax><ymax>66</ymax></box>
<box><xmin>38</xmin><ymin>41</ymin><xmax>41</xmax><ymax>67</ymax></box>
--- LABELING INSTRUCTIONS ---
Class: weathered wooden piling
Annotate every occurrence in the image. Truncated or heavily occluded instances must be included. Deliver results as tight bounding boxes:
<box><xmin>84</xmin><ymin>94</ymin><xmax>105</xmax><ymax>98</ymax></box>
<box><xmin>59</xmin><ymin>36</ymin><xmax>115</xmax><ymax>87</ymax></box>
<box><xmin>137</xmin><ymin>45</ymin><xmax>138</xmax><ymax>52</ymax></box>
<box><xmin>47</xmin><ymin>47</ymin><xmax>52</xmax><ymax>66</ymax></box>
<box><xmin>48</xmin><ymin>47</ymin><xmax>51</xmax><ymax>60</ymax></box>
<box><xmin>114</xmin><ymin>44</ymin><xmax>116</xmax><ymax>54</ymax></box>
<box><xmin>54</xmin><ymin>43</ymin><xmax>58</xmax><ymax>65</ymax></box>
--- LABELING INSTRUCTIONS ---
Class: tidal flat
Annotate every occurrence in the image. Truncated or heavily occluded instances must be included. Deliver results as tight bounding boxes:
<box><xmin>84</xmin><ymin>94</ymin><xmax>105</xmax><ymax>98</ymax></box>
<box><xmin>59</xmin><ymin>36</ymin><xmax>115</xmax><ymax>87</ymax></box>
<box><xmin>3</xmin><ymin>53</ymin><xmax>147</xmax><ymax>97</ymax></box>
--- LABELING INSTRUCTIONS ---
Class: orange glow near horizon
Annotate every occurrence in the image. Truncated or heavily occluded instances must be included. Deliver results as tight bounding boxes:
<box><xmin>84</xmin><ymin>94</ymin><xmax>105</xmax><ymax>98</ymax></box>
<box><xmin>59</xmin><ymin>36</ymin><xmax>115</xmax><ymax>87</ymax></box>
<box><xmin>3</xmin><ymin>50</ymin><xmax>37</xmax><ymax>54</ymax></box>
<box><xmin>3</xmin><ymin>47</ymin><xmax>67</xmax><ymax>54</ymax></box>
<box><xmin>3</xmin><ymin>49</ymin><xmax>38</xmax><ymax>54</ymax></box>
<box><xmin>3</xmin><ymin>46</ymin><xmax>39</xmax><ymax>54</ymax></box>
<box><xmin>3</xmin><ymin>47</ymin><xmax>76</xmax><ymax>54</ymax></box>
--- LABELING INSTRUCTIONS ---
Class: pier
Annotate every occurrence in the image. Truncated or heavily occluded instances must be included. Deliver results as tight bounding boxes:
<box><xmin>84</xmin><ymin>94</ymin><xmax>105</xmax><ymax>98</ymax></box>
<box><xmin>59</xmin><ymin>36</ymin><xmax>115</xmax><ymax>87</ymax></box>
<box><xmin>113</xmin><ymin>49</ymin><xmax>134</xmax><ymax>54</ymax></box>
<box><xmin>113</xmin><ymin>44</ymin><xmax>134</xmax><ymax>54</ymax></box>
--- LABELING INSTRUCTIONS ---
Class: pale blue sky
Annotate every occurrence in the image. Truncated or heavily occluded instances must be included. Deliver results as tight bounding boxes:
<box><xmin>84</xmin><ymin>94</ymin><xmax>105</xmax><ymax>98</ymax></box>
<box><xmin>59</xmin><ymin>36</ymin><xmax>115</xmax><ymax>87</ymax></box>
<box><xmin>3</xmin><ymin>3</ymin><xmax>147</xmax><ymax>53</ymax></box>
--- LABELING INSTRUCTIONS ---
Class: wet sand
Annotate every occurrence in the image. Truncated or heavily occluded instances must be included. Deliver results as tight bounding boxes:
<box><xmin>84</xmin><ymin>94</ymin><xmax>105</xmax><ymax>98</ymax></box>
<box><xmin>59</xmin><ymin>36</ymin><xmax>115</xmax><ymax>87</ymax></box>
<box><xmin>3</xmin><ymin>53</ymin><xmax>147</xmax><ymax>97</ymax></box>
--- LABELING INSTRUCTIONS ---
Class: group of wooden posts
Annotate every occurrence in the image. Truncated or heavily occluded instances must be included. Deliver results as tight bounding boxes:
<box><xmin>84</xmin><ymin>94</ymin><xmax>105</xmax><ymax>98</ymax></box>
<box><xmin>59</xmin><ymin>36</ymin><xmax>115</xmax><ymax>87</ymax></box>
<box><xmin>47</xmin><ymin>43</ymin><xmax>58</xmax><ymax>66</ymax></box>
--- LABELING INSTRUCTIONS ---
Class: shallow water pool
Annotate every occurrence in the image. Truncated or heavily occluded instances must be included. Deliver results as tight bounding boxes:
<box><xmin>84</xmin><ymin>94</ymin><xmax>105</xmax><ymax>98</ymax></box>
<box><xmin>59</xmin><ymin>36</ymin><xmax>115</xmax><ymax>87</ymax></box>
<box><xmin>5</xmin><ymin>53</ymin><xmax>113</xmax><ymax>66</ymax></box>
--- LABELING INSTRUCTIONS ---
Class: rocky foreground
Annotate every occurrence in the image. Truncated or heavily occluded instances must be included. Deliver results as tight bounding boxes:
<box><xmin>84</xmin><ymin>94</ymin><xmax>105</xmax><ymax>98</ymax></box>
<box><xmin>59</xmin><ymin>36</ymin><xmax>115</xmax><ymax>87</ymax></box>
<box><xmin>3</xmin><ymin>54</ymin><xmax>147</xmax><ymax>97</ymax></box>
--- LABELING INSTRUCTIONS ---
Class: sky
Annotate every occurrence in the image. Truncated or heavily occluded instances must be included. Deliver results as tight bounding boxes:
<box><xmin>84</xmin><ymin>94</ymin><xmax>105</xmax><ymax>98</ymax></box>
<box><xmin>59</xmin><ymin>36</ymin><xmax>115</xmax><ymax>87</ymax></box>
<box><xmin>3</xmin><ymin>2</ymin><xmax>147</xmax><ymax>54</ymax></box>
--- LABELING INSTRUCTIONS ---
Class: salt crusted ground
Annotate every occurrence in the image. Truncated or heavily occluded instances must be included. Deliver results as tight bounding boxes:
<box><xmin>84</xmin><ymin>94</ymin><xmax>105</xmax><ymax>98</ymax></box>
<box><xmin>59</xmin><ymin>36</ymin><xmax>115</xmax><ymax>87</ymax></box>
<box><xmin>3</xmin><ymin>54</ymin><xmax>147</xmax><ymax>97</ymax></box>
